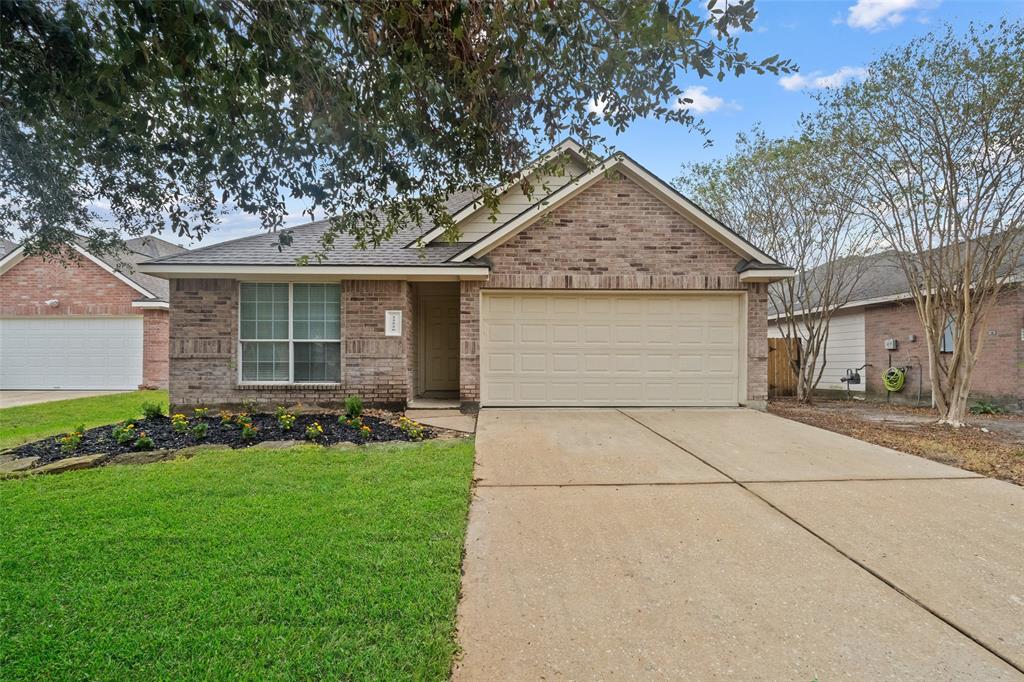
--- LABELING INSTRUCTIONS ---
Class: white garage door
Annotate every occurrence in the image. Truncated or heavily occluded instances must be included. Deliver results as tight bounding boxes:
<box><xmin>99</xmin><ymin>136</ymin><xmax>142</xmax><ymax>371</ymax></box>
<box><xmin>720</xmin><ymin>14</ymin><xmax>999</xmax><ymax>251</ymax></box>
<box><xmin>480</xmin><ymin>292</ymin><xmax>743</xmax><ymax>406</ymax></box>
<box><xmin>0</xmin><ymin>317</ymin><xmax>144</xmax><ymax>390</ymax></box>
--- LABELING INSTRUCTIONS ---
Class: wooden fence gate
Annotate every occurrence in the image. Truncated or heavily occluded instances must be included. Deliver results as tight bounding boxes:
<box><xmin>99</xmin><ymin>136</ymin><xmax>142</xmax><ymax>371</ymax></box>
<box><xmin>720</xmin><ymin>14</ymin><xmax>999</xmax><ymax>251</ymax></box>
<box><xmin>767</xmin><ymin>337</ymin><xmax>800</xmax><ymax>398</ymax></box>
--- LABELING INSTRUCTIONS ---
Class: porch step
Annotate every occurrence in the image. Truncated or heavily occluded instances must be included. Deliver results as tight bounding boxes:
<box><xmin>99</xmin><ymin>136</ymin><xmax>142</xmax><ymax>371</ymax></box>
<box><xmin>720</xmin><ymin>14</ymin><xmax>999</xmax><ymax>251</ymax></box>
<box><xmin>405</xmin><ymin>408</ymin><xmax>477</xmax><ymax>434</ymax></box>
<box><xmin>407</xmin><ymin>397</ymin><xmax>460</xmax><ymax>409</ymax></box>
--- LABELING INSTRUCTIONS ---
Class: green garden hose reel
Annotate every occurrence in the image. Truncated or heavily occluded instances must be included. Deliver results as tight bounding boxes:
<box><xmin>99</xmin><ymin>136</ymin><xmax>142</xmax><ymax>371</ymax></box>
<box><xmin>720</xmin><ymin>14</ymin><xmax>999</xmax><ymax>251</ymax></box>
<box><xmin>883</xmin><ymin>366</ymin><xmax>906</xmax><ymax>392</ymax></box>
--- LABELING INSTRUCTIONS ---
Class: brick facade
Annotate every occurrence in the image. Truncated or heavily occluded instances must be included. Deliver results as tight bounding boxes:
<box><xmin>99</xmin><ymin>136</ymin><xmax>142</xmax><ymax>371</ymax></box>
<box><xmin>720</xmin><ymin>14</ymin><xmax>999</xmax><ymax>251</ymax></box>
<box><xmin>460</xmin><ymin>175</ymin><xmax>768</xmax><ymax>408</ymax></box>
<box><xmin>864</xmin><ymin>287</ymin><xmax>1024</xmax><ymax>408</ymax></box>
<box><xmin>167</xmin><ymin>278</ymin><xmax>416</xmax><ymax>409</ymax></box>
<box><xmin>166</xmin><ymin>175</ymin><xmax>772</xmax><ymax>410</ymax></box>
<box><xmin>0</xmin><ymin>252</ymin><xmax>171</xmax><ymax>387</ymax></box>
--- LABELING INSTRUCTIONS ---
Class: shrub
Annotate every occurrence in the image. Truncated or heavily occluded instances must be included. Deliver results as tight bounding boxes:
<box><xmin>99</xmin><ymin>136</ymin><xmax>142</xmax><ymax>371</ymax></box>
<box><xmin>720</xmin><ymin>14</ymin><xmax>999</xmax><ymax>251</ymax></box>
<box><xmin>305</xmin><ymin>421</ymin><xmax>325</xmax><ymax>441</ymax></box>
<box><xmin>970</xmin><ymin>400</ymin><xmax>1005</xmax><ymax>415</ymax></box>
<box><xmin>359</xmin><ymin>424</ymin><xmax>372</xmax><ymax>440</ymax></box>
<box><xmin>171</xmin><ymin>413</ymin><xmax>189</xmax><ymax>433</ymax></box>
<box><xmin>340</xmin><ymin>414</ymin><xmax>362</xmax><ymax>430</ymax></box>
<box><xmin>112</xmin><ymin>421</ymin><xmax>136</xmax><ymax>445</ymax></box>
<box><xmin>241</xmin><ymin>398</ymin><xmax>258</xmax><ymax>414</ymax></box>
<box><xmin>58</xmin><ymin>425</ymin><xmax>86</xmax><ymax>453</ymax></box>
<box><xmin>133</xmin><ymin>431</ymin><xmax>155</xmax><ymax>451</ymax></box>
<box><xmin>193</xmin><ymin>407</ymin><xmax>210</xmax><ymax>419</ymax></box>
<box><xmin>140</xmin><ymin>401</ymin><xmax>165</xmax><ymax>419</ymax></box>
<box><xmin>397</xmin><ymin>416</ymin><xmax>426</xmax><ymax>441</ymax></box>
<box><xmin>344</xmin><ymin>395</ymin><xmax>363</xmax><ymax>419</ymax></box>
<box><xmin>219</xmin><ymin>410</ymin><xmax>234</xmax><ymax>426</ymax></box>
<box><xmin>278</xmin><ymin>412</ymin><xmax>296</xmax><ymax>431</ymax></box>
<box><xmin>234</xmin><ymin>413</ymin><xmax>251</xmax><ymax>427</ymax></box>
<box><xmin>239</xmin><ymin>420</ymin><xmax>258</xmax><ymax>442</ymax></box>
<box><xmin>189</xmin><ymin>420</ymin><xmax>209</xmax><ymax>440</ymax></box>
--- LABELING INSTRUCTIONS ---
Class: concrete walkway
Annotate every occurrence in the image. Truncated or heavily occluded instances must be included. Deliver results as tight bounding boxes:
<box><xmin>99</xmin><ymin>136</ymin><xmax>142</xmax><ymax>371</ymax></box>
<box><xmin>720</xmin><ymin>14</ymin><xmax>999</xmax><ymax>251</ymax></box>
<box><xmin>0</xmin><ymin>390</ymin><xmax>127</xmax><ymax>409</ymax></box>
<box><xmin>455</xmin><ymin>408</ymin><xmax>1024</xmax><ymax>681</ymax></box>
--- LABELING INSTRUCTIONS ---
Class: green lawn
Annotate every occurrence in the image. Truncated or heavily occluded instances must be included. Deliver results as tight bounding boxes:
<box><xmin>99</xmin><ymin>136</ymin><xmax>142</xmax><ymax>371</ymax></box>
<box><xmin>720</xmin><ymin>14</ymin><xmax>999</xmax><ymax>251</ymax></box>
<box><xmin>0</xmin><ymin>390</ymin><xmax>169</xmax><ymax>449</ymax></box>
<box><xmin>0</xmin><ymin>440</ymin><xmax>475</xmax><ymax>680</ymax></box>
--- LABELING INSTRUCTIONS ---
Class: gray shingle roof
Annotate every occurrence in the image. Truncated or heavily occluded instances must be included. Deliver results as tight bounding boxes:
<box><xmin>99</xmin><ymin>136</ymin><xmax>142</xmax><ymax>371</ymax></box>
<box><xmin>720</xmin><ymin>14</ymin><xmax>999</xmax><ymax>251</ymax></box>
<box><xmin>144</xmin><ymin>190</ymin><xmax>484</xmax><ymax>268</ymax></box>
<box><xmin>772</xmin><ymin>232</ymin><xmax>1024</xmax><ymax>316</ymax></box>
<box><xmin>0</xmin><ymin>238</ymin><xmax>16</xmax><ymax>258</ymax></box>
<box><xmin>109</xmin><ymin>236</ymin><xmax>188</xmax><ymax>301</ymax></box>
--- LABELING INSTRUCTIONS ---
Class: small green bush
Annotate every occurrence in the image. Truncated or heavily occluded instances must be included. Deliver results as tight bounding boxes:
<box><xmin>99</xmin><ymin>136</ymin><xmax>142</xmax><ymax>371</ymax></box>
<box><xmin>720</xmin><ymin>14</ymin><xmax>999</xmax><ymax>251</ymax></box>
<box><xmin>170</xmin><ymin>413</ymin><xmax>189</xmax><ymax>433</ymax></box>
<box><xmin>189</xmin><ymin>421</ymin><xmax>209</xmax><ymax>440</ymax></box>
<box><xmin>344</xmin><ymin>395</ymin><xmax>363</xmax><ymax>419</ymax></box>
<box><xmin>112</xmin><ymin>421</ymin><xmax>136</xmax><ymax>445</ymax></box>
<box><xmin>239</xmin><ymin>420</ymin><xmax>258</xmax><ymax>442</ymax></box>
<box><xmin>305</xmin><ymin>421</ymin><xmax>325</xmax><ymax>441</ymax></box>
<box><xmin>193</xmin><ymin>407</ymin><xmax>210</xmax><ymax>419</ymax></box>
<box><xmin>58</xmin><ymin>425</ymin><xmax>86</xmax><ymax>453</ymax></box>
<box><xmin>970</xmin><ymin>400</ymin><xmax>1005</xmax><ymax>415</ymax></box>
<box><xmin>140</xmin><ymin>401</ymin><xmax>165</xmax><ymax>419</ymax></box>
<box><xmin>133</xmin><ymin>431</ymin><xmax>155</xmax><ymax>451</ymax></box>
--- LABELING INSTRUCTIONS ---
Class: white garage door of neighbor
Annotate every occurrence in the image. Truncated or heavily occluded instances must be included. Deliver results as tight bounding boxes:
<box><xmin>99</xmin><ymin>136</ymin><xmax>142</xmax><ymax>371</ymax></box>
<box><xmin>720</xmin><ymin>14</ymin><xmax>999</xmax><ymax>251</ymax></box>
<box><xmin>480</xmin><ymin>292</ymin><xmax>744</xmax><ymax>406</ymax></box>
<box><xmin>0</xmin><ymin>317</ymin><xmax>144</xmax><ymax>390</ymax></box>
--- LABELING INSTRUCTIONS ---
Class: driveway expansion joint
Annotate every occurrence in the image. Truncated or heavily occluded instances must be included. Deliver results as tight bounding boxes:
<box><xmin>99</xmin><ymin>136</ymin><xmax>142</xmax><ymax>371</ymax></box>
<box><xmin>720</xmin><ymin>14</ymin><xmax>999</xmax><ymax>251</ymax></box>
<box><xmin>616</xmin><ymin>409</ymin><xmax>1024</xmax><ymax>677</ymax></box>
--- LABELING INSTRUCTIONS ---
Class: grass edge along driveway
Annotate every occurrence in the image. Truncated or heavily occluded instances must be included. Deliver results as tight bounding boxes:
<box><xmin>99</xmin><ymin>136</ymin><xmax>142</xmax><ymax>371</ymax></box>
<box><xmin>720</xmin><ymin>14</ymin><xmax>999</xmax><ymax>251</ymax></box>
<box><xmin>0</xmin><ymin>439</ymin><xmax>475</xmax><ymax>680</ymax></box>
<box><xmin>0</xmin><ymin>389</ymin><xmax>169</xmax><ymax>450</ymax></box>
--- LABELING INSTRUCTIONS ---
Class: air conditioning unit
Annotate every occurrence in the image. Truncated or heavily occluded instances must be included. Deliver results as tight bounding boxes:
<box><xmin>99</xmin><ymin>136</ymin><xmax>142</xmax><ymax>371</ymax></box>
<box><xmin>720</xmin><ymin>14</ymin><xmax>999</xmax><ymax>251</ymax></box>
<box><xmin>884</xmin><ymin>338</ymin><xmax>899</xmax><ymax>350</ymax></box>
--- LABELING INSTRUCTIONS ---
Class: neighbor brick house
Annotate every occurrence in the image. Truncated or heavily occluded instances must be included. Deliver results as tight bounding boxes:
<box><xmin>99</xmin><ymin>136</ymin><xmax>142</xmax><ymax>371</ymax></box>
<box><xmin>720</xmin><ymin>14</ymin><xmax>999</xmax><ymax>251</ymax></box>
<box><xmin>0</xmin><ymin>236</ymin><xmax>186</xmax><ymax>390</ymax></box>
<box><xmin>769</xmin><ymin>250</ymin><xmax>1024</xmax><ymax>409</ymax></box>
<box><xmin>139</xmin><ymin>141</ymin><xmax>793</xmax><ymax>412</ymax></box>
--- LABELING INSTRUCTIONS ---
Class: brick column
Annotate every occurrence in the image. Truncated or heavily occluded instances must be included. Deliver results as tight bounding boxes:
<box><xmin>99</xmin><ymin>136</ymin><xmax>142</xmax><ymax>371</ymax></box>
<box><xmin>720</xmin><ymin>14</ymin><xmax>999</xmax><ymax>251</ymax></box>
<box><xmin>459</xmin><ymin>280</ymin><xmax>482</xmax><ymax>411</ymax></box>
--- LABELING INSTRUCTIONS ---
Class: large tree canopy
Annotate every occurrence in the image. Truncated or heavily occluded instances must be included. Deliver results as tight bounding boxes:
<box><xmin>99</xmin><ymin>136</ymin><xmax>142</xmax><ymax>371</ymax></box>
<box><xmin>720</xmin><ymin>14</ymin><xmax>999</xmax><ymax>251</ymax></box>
<box><xmin>0</xmin><ymin>0</ymin><xmax>792</xmax><ymax>258</ymax></box>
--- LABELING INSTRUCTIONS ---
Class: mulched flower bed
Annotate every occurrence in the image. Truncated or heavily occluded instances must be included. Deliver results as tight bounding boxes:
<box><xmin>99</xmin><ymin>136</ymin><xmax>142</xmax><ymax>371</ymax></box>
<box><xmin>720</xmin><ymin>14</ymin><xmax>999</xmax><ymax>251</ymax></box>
<box><xmin>8</xmin><ymin>412</ymin><xmax>434</xmax><ymax>467</ymax></box>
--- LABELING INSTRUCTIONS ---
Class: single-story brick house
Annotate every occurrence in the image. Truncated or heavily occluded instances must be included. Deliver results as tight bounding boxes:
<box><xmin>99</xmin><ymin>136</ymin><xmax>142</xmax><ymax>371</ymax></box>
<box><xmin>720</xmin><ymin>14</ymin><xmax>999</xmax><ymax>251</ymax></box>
<box><xmin>139</xmin><ymin>141</ymin><xmax>793</xmax><ymax>412</ymax></box>
<box><xmin>0</xmin><ymin>236</ymin><xmax>186</xmax><ymax>390</ymax></box>
<box><xmin>768</xmin><ymin>249</ymin><xmax>1024</xmax><ymax>409</ymax></box>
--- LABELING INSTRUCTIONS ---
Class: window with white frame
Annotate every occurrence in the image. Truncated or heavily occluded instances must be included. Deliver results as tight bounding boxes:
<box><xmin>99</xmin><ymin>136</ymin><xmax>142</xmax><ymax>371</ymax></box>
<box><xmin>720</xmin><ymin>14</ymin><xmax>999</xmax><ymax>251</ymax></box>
<box><xmin>939</xmin><ymin>315</ymin><xmax>955</xmax><ymax>353</ymax></box>
<box><xmin>239</xmin><ymin>283</ymin><xmax>341</xmax><ymax>382</ymax></box>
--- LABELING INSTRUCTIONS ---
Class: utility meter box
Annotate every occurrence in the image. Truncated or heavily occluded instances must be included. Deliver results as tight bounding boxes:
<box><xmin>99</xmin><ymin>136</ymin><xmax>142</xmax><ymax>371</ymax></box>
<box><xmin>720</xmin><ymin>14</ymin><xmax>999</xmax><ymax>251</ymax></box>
<box><xmin>884</xmin><ymin>338</ymin><xmax>899</xmax><ymax>350</ymax></box>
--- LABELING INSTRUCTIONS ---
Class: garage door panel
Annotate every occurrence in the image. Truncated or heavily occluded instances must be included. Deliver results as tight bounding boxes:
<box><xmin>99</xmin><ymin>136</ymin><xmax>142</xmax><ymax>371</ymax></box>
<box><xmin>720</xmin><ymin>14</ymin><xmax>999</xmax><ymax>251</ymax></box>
<box><xmin>0</xmin><ymin>317</ymin><xmax>143</xmax><ymax>390</ymax></box>
<box><xmin>481</xmin><ymin>293</ymin><xmax>742</xmax><ymax>406</ymax></box>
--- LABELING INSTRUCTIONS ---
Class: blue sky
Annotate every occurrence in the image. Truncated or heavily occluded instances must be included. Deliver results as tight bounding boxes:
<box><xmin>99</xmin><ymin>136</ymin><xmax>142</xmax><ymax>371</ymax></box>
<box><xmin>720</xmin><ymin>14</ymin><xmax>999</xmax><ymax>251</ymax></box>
<box><xmin>169</xmin><ymin>0</ymin><xmax>1023</xmax><ymax>247</ymax></box>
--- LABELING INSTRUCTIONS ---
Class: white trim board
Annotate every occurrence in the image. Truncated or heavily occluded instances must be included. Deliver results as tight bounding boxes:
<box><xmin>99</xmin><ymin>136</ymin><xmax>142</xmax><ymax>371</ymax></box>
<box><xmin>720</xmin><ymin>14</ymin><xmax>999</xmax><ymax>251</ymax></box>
<box><xmin>137</xmin><ymin>264</ymin><xmax>491</xmax><ymax>280</ymax></box>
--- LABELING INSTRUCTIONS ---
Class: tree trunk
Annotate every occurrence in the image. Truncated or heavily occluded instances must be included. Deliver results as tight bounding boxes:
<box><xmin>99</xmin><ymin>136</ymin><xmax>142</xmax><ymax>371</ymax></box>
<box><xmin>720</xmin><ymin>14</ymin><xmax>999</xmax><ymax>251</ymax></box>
<box><xmin>936</xmin><ymin>365</ymin><xmax>973</xmax><ymax>427</ymax></box>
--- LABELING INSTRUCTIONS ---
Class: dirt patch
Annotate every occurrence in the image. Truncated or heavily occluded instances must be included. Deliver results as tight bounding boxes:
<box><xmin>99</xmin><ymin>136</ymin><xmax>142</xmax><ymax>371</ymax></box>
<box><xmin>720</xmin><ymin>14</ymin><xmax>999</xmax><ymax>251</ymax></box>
<box><xmin>769</xmin><ymin>399</ymin><xmax>1024</xmax><ymax>486</ymax></box>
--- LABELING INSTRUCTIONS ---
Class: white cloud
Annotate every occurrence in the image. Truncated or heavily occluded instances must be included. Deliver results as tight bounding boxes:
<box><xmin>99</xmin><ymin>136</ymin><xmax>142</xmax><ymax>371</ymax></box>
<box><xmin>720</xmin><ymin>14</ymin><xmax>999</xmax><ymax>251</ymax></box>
<box><xmin>844</xmin><ymin>0</ymin><xmax>937</xmax><ymax>31</ymax></box>
<box><xmin>779</xmin><ymin>66</ymin><xmax>868</xmax><ymax>91</ymax></box>
<box><xmin>674</xmin><ymin>86</ymin><xmax>736</xmax><ymax>114</ymax></box>
<box><xmin>587</xmin><ymin>98</ymin><xmax>607</xmax><ymax>116</ymax></box>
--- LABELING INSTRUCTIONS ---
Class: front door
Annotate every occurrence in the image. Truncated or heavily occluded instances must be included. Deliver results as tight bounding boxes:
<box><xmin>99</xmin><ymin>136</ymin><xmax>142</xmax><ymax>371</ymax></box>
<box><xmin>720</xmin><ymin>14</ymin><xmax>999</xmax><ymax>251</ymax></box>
<box><xmin>419</xmin><ymin>288</ymin><xmax>460</xmax><ymax>394</ymax></box>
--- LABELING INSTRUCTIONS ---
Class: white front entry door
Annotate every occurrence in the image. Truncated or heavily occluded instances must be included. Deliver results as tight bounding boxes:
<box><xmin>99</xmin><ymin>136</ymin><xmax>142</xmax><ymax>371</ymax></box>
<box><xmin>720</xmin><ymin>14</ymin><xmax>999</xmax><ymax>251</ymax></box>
<box><xmin>0</xmin><ymin>317</ymin><xmax>144</xmax><ymax>390</ymax></box>
<box><xmin>480</xmin><ymin>292</ymin><xmax>744</xmax><ymax>406</ymax></box>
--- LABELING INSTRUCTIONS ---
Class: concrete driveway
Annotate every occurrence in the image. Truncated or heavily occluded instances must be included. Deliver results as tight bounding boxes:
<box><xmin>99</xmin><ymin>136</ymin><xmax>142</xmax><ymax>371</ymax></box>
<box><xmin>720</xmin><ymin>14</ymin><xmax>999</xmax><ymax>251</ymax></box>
<box><xmin>0</xmin><ymin>390</ymin><xmax>126</xmax><ymax>409</ymax></box>
<box><xmin>455</xmin><ymin>408</ymin><xmax>1024</xmax><ymax>681</ymax></box>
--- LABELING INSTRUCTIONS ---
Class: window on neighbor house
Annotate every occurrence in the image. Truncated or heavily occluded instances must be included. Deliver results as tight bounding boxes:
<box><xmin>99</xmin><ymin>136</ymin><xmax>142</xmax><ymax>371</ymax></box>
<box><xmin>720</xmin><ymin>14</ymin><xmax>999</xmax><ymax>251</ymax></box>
<box><xmin>939</xmin><ymin>316</ymin><xmax>955</xmax><ymax>354</ymax></box>
<box><xmin>239</xmin><ymin>283</ymin><xmax>341</xmax><ymax>382</ymax></box>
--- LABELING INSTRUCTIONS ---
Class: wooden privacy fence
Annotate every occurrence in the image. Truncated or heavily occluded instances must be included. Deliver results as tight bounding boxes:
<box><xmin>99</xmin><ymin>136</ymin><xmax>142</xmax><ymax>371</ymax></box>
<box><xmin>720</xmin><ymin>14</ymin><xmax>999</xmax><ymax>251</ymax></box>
<box><xmin>767</xmin><ymin>337</ymin><xmax>800</xmax><ymax>397</ymax></box>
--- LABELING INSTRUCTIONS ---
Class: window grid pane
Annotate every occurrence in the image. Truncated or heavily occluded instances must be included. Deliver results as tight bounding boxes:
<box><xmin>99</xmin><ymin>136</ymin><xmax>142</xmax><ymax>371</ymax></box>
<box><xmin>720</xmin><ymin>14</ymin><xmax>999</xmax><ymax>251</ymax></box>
<box><xmin>294</xmin><ymin>342</ymin><xmax>341</xmax><ymax>382</ymax></box>
<box><xmin>240</xmin><ymin>342</ymin><xmax>289</xmax><ymax>381</ymax></box>
<box><xmin>293</xmin><ymin>284</ymin><xmax>341</xmax><ymax>341</ymax></box>
<box><xmin>240</xmin><ymin>283</ymin><xmax>289</xmax><ymax>340</ymax></box>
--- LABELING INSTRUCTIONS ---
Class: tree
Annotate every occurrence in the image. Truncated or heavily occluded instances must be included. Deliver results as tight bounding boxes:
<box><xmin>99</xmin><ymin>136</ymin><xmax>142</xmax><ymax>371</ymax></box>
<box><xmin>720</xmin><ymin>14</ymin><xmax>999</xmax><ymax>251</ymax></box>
<box><xmin>677</xmin><ymin>128</ymin><xmax>871</xmax><ymax>402</ymax></box>
<box><xmin>812</xmin><ymin>21</ymin><xmax>1024</xmax><ymax>426</ymax></box>
<box><xmin>0</xmin><ymin>0</ymin><xmax>793</xmax><ymax>259</ymax></box>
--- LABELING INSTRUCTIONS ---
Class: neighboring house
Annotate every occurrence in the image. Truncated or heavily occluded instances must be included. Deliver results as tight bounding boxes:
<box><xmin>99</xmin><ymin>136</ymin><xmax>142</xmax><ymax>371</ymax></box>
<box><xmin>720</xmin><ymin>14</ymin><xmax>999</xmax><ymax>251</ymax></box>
<box><xmin>139</xmin><ymin>140</ymin><xmax>793</xmax><ymax>411</ymax></box>
<box><xmin>0</xmin><ymin>236</ymin><xmax>187</xmax><ymax>390</ymax></box>
<box><xmin>769</xmin><ymin>250</ymin><xmax>1024</xmax><ymax>408</ymax></box>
